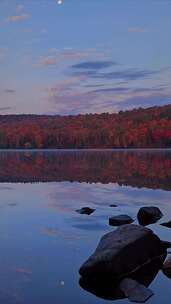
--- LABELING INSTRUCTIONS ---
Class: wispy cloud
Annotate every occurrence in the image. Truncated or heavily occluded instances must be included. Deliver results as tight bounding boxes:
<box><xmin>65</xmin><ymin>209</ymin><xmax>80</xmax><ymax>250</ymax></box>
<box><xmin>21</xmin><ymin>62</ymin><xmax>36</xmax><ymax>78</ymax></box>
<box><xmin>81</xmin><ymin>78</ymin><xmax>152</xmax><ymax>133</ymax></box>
<box><xmin>95</xmin><ymin>69</ymin><xmax>157</xmax><ymax>80</ymax></box>
<box><xmin>7</xmin><ymin>13</ymin><xmax>30</xmax><ymax>23</ymax></box>
<box><xmin>0</xmin><ymin>106</ymin><xmax>14</xmax><ymax>112</ymax></box>
<box><xmin>89</xmin><ymin>87</ymin><xmax>129</xmax><ymax>94</ymax></box>
<box><xmin>49</xmin><ymin>90</ymin><xmax>171</xmax><ymax>115</ymax></box>
<box><xmin>115</xmin><ymin>93</ymin><xmax>171</xmax><ymax>110</ymax></box>
<box><xmin>71</xmin><ymin>68</ymin><xmax>158</xmax><ymax>81</ymax></box>
<box><xmin>0</xmin><ymin>48</ymin><xmax>8</xmax><ymax>63</ymax></box>
<box><xmin>84</xmin><ymin>84</ymin><xmax>106</xmax><ymax>88</ymax></box>
<box><xmin>71</xmin><ymin>61</ymin><xmax>117</xmax><ymax>70</ymax></box>
<box><xmin>37</xmin><ymin>55</ymin><xmax>57</xmax><ymax>67</ymax></box>
<box><xmin>46</xmin><ymin>68</ymin><xmax>171</xmax><ymax>115</ymax></box>
<box><xmin>59</xmin><ymin>50</ymin><xmax>93</xmax><ymax>60</ymax></box>
<box><xmin>16</xmin><ymin>4</ymin><xmax>24</xmax><ymax>12</ymax></box>
<box><xmin>3</xmin><ymin>89</ymin><xmax>16</xmax><ymax>94</ymax></box>
<box><xmin>35</xmin><ymin>49</ymin><xmax>110</xmax><ymax>68</ymax></box>
<box><xmin>46</xmin><ymin>76</ymin><xmax>85</xmax><ymax>96</ymax></box>
<box><xmin>128</xmin><ymin>27</ymin><xmax>148</xmax><ymax>33</ymax></box>
<box><xmin>41</xmin><ymin>28</ymin><xmax>48</xmax><ymax>34</ymax></box>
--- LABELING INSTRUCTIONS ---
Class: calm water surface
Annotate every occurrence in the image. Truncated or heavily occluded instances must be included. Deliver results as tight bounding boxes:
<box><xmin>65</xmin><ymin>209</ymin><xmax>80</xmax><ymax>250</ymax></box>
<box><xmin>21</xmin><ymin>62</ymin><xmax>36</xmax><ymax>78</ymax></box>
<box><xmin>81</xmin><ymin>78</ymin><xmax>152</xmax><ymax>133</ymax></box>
<box><xmin>0</xmin><ymin>150</ymin><xmax>171</xmax><ymax>303</ymax></box>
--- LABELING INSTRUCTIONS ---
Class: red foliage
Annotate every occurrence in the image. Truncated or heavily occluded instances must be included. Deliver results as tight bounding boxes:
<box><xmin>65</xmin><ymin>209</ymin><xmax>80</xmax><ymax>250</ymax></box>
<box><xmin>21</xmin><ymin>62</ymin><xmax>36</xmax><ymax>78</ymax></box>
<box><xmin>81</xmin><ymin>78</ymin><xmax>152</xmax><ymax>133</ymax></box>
<box><xmin>0</xmin><ymin>104</ymin><xmax>171</xmax><ymax>148</ymax></box>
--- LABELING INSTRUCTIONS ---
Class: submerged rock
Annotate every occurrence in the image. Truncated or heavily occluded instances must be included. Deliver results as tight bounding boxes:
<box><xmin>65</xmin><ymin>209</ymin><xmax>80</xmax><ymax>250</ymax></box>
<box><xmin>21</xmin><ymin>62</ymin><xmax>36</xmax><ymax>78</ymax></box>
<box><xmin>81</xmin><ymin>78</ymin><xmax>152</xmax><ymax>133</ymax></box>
<box><xmin>162</xmin><ymin>256</ymin><xmax>171</xmax><ymax>278</ymax></box>
<box><xmin>109</xmin><ymin>204</ymin><xmax>118</xmax><ymax>207</ymax></box>
<box><xmin>79</xmin><ymin>224</ymin><xmax>166</xmax><ymax>280</ymax></box>
<box><xmin>76</xmin><ymin>207</ymin><xmax>95</xmax><ymax>215</ymax></box>
<box><xmin>137</xmin><ymin>206</ymin><xmax>163</xmax><ymax>226</ymax></box>
<box><xmin>109</xmin><ymin>214</ymin><xmax>134</xmax><ymax>226</ymax></box>
<box><xmin>160</xmin><ymin>220</ymin><xmax>171</xmax><ymax>228</ymax></box>
<box><xmin>119</xmin><ymin>278</ymin><xmax>153</xmax><ymax>303</ymax></box>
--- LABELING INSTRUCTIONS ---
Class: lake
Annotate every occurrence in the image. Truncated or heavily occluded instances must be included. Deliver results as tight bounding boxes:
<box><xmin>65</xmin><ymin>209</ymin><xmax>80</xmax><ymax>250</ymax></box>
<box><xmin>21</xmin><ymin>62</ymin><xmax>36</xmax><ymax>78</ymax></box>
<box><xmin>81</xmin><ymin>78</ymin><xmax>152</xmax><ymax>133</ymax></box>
<box><xmin>0</xmin><ymin>149</ymin><xmax>171</xmax><ymax>303</ymax></box>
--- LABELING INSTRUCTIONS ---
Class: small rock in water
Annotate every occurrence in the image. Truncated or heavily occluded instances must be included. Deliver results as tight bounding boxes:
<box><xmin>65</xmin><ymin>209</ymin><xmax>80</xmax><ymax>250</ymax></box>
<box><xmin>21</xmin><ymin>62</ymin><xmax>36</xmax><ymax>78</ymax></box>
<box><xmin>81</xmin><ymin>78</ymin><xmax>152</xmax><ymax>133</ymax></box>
<box><xmin>160</xmin><ymin>220</ymin><xmax>171</xmax><ymax>228</ymax></box>
<box><xmin>109</xmin><ymin>214</ymin><xmax>134</xmax><ymax>226</ymax></box>
<box><xmin>76</xmin><ymin>207</ymin><xmax>95</xmax><ymax>215</ymax></box>
<box><xmin>120</xmin><ymin>278</ymin><xmax>154</xmax><ymax>303</ymax></box>
<box><xmin>162</xmin><ymin>256</ymin><xmax>171</xmax><ymax>278</ymax></box>
<box><xmin>109</xmin><ymin>204</ymin><xmax>118</xmax><ymax>207</ymax></box>
<box><xmin>137</xmin><ymin>206</ymin><xmax>163</xmax><ymax>226</ymax></box>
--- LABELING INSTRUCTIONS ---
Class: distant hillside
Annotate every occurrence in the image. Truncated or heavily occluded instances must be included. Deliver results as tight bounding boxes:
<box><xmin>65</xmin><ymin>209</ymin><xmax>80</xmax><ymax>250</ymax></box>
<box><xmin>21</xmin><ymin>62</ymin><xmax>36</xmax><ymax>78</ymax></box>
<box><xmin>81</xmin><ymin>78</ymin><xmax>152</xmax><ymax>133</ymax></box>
<box><xmin>0</xmin><ymin>104</ymin><xmax>171</xmax><ymax>148</ymax></box>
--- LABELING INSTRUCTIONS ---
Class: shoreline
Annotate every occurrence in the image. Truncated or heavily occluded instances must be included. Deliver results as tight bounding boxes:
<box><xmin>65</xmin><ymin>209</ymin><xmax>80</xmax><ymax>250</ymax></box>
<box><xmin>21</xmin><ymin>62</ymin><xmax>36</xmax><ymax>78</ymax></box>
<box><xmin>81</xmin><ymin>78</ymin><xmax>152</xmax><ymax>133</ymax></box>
<box><xmin>0</xmin><ymin>148</ymin><xmax>171</xmax><ymax>152</ymax></box>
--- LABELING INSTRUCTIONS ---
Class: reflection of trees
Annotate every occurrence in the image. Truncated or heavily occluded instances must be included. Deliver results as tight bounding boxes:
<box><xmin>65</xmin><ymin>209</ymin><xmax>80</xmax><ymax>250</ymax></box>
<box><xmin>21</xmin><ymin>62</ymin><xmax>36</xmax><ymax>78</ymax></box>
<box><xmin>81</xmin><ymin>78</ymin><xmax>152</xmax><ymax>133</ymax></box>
<box><xmin>0</xmin><ymin>151</ymin><xmax>171</xmax><ymax>190</ymax></box>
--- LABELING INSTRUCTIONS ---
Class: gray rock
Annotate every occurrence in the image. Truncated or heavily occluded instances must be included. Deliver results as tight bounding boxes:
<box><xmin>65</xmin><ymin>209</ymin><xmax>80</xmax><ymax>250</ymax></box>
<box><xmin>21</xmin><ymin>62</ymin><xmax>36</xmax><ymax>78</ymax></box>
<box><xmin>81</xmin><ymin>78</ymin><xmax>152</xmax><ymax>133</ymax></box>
<box><xmin>109</xmin><ymin>214</ymin><xmax>134</xmax><ymax>226</ymax></box>
<box><xmin>79</xmin><ymin>224</ymin><xmax>166</xmax><ymax>279</ymax></box>
<box><xmin>76</xmin><ymin>207</ymin><xmax>95</xmax><ymax>215</ymax></box>
<box><xmin>137</xmin><ymin>206</ymin><xmax>163</xmax><ymax>226</ymax></box>
<box><xmin>120</xmin><ymin>278</ymin><xmax>153</xmax><ymax>303</ymax></box>
<box><xmin>160</xmin><ymin>220</ymin><xmax>171</xmax><ymax>228</ymax></box>
<box><xmin>162</xmin><ymin>256</ymin><xmax>171</xmax><ymax>278</ymax></box>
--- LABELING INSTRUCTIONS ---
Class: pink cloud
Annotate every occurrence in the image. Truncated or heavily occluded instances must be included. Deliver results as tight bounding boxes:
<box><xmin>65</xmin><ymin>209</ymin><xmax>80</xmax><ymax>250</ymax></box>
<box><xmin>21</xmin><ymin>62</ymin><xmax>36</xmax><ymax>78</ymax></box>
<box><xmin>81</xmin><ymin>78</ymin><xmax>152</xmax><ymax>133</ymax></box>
<box><xmin>37</xmin><ymin>56</ymin><xmax>58</xmax><ymax>67</ymax></box>
<box><xmin>128</xmin><ymin>27</ymin><xmax>148</xmax><ymax>33</ymax></box>
<box><xmin>7</xmin><ymin>14</ymin><xmax>30</xmax><ymax>22</ymax></box>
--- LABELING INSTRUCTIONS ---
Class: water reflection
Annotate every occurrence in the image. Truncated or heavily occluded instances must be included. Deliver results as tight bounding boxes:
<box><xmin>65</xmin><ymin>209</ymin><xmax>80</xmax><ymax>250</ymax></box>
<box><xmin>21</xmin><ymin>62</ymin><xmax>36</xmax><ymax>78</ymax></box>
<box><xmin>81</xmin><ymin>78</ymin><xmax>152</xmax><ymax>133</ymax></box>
<box><xmin>0</xmin><ymin>151</ymin><xmax>171</xmax><ymax>303</ymax></box>
<box><xmin>0</xmin><ymin>150</ymin><xmax>171</xmax><ymax>190</ymax></box>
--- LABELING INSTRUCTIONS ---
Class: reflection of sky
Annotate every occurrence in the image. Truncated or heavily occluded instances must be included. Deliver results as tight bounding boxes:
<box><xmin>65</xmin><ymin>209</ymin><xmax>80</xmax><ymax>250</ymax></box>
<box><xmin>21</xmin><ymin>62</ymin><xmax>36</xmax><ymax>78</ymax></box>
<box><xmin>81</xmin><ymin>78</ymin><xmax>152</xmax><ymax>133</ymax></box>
<box><xmin>0</xmin><ymin>0</ymin><xmax>171</xmax><ymax>114</ymax></box>
<box><xmin>0</xmin><ymin>180</ymin><xmax>171</xmax><ymax>302</ymax></box>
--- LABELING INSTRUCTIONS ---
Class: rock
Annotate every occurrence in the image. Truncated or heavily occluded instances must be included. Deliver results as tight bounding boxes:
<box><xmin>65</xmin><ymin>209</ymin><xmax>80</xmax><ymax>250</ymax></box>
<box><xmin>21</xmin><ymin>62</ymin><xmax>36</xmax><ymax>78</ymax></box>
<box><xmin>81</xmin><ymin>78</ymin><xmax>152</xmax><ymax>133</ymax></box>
<box><xmin>120</xmin><ymin>278</ymin><xmax>153</xmax><ymax>303</ymax></box>
<box><xmin>162</xmin><ymin>256</ymin><xmax>171</xmax><ymax>278</ymax></box>
<box><xmin>109</xmin><ymin>214</ymin><xmax>134</xmax><ymax>226</ymax></box>
<box><xmin>160</xmin><ymin>220</ymin><xmax>171</xmax><ymax>228</ymax></box>
<box><xmin>79</xmin><ymin>276</ymin><xmax>124</xmax><ymax>301</ymax></box>
<box><xmin>76</xmin><ymin>207</ymin><xmax>95</xmax><ymax>215</ymax></box>
<box><xmin>79</xmin><ymin>224</ymin><xmax>166</xmax><ymax>280</ymax></box>
<box><xmin>109</xmin><ymin>204</ymin><xmax>118</xmax><ymax>207</ymax></box>
<box><xmin>137</xmin><ymin>206</ymin><xmax>163</xmax><ymax>226</ymax></box>
<box><xmin>79</xmin><ymin>256</ymin><xmax>164</xmax><ymax>302</ymax></box>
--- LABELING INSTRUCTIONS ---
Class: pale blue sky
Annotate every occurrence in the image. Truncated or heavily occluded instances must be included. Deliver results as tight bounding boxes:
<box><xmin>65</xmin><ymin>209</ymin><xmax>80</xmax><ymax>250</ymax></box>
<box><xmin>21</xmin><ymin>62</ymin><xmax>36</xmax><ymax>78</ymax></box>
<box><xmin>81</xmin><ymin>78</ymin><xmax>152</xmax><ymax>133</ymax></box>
<box><xmin>0</xmin><ymin>0</ymin><xmax>171</xmax><ymax>114</ymax></box>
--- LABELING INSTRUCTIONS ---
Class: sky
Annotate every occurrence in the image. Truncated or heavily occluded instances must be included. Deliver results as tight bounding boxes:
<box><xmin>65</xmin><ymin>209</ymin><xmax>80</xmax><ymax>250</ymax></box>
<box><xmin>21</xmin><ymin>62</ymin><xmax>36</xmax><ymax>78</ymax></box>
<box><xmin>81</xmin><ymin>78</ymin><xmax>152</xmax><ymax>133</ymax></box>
<box><xmin>0</xmin><ymin>0</ymin><xmax>171</xmax><ymax>115</ymax></box>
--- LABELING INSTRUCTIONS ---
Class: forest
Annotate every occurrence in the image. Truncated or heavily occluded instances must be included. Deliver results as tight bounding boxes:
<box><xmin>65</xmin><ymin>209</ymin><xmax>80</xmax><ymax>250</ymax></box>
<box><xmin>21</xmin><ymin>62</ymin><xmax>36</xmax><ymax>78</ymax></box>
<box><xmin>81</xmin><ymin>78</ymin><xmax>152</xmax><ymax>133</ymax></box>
<box><xmin>0</xmin><ymin>104</ymin><xmax>171</xmax><ymax>149</ymax></box>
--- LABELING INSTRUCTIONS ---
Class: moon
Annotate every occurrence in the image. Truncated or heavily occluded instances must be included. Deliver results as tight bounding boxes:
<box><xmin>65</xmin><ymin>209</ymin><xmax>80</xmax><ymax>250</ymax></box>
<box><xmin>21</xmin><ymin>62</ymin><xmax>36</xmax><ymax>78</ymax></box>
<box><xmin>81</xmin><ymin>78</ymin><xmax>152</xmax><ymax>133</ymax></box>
<box><xmin>57</xmin><ymin>0</ymin><xmax>63</xmax><ymax>5</ymax></box>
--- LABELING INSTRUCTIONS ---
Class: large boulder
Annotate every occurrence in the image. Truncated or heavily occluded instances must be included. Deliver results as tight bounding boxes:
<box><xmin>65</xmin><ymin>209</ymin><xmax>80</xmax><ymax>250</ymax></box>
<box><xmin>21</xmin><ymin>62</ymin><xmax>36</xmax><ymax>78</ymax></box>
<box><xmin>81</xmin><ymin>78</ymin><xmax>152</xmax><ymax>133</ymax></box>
<box><xmin>79</xmin><ymin>224</ymin><xmax>166</xmax><ymax>280</ymax></box>
<box><xmin>137</xmin><ymin>206</ymin><xmax>163</xmax><ymax>226</ymax></box>
<box><xmin>109</xmin><ymin>214</ymin><xmax>134</xmax><ymax>226</ymax></box>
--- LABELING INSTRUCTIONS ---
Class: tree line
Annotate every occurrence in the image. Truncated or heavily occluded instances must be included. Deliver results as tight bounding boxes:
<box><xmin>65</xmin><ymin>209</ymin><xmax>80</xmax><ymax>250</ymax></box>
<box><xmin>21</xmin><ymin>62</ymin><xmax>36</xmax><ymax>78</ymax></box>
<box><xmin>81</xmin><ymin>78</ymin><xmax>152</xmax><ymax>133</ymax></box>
<box><xmin>0</xmin><ymin>104</ymin><xmax>171</xmax><ymax>148</ymax></box>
